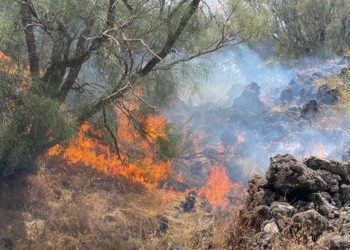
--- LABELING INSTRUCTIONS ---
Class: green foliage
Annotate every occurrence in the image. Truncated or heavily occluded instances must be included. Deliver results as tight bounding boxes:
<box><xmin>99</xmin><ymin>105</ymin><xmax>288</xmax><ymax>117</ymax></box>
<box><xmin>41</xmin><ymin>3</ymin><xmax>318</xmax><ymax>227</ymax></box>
<box><xmin>0</xmin><ymin>0</ymin><xmax>265</xmax><ymax>174</ymax></box>
<box><xmin>0</xmin><ymin>76</ymin><xmax>77</xmax><ymax>175</ymax></box>
<box><xmin>157</xmin><ymin>125</ymin><xmax>181</xmax><ymax>162</ymax></box>
<box><xmin>262</xmin><ymin>0</ymin><xmax>350</xmax><ymax>59</ymax></box>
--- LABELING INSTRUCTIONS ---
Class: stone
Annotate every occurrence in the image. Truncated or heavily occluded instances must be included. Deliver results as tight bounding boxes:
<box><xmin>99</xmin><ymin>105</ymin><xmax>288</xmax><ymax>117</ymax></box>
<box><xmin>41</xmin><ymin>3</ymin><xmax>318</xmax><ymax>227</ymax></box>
<box><xmin>170</xmin><ymin>242</ymin><xmax>187</xmax><ymax>250</ymax></box>
<box><xmin>315</xmin><ymin>170</ymin><xmax>341</xmax><ymax>193</ymax></box>
<box><xmin>158</xmin><ymin>216</ymin><xmax>169</xmax><ymax>233</ymax></box>
<box><xmin>182</xmin><ymin>191</ymin><xmax>196</xmax><ymax>212</ymax></box>
<box><xmin>340</xmin><ymin>185</ymin><xmax>350</xmax><ymax>204</ymax></box>
<box><xmin>308</xmin><ymin>193</ymin><xmax>337</xmax><ymax>219</ymax></box>
<box><xmin>263</xmin><ymin>220</ymin><xmax>279</xmax><ymax>234</ymax></box>
<box><xmin>268</xmin><ymin>202</ymin><xmax>295</xmax><ymax>228</ymax></box>
<box><xmin>304</xmin><ymin>156</ymin><xmax>349</xmax><ymax>183</ymax></box>
<box><xmin>232</xmin><ymin>81</ymin><xmax>265</xmax><ymax>113</ymax></box>
<box><xmin>292</xmin><ymin>210</ymin><xmax>330</xmax><ymax>237</ymax></box>
<box><xmin>316</xmin><ymin>84</ymin><xmax>340</xmax><ymax>105</ymax></box>
<box><xmin>300</xmin><ymin>99</ymin><xmax>324</xmax><ymax>122</ymax></box>
<box><xmin>280</xmin><ymin>86</ymin><xmax>294</xmax><ymax>102</ymax></box>
<box><xmin>266</xmin><ymin>154</ymin><xmax>327</xmax><ymax>194</ymax></box>
<box><xmin>299</xmin><ymin>86</ymin><xmax>315</xmax><ymax>101</ymax></box>
<box><xmin>1</xmin><ymin>238</ymin><xmax>13</xmax><ymax>249</ymax></box>
<box><xmin>319</xmin><ymin>233</ymin><xmax>350</xmax><ymax>250</ymax></box>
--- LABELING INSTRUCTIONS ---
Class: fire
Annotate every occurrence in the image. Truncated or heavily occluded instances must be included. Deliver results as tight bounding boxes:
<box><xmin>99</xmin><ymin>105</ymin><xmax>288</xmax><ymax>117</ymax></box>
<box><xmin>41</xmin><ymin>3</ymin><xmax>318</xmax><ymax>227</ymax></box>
<box><xmin>0</xmin><ymin>51</ymin><xmax>13</xmax><ymax>75</ymax></box>
<box><xmin>300</xmin><ymin>143</ymin><xmax>326</xmax><ymax>159</ymax></box>
<box><xmin>47</xmin><ymin>100</ymin><xmax>247</xmax><ymax>211</ymax></box>
<box><xmin>47</xmin><ymin>111</ymin><xmax>173</xmax><ymax>189</ymax></box>
<box><xmin>259</xmin><ymin>140</ymin><xmax>278</xmax><ymax>150</ymax></box>
<box><xmin>313</xmin><ymin>143</ymin><xmax>326</xmax><ymax>158</ymax></box>
<box><xmin>199</xmin><ymin>162</ymin><xmax>243</xmax><ymax>211</ymax></box>
<box><xmin>175</xmin><ymin>171</ymin><xmax>184</xmax><ymax>182</ymax></box>
<box><xmin>236</xmin><ymin>134</ymin><xmax>245</xmax><ymax>145</ymax></box>
<box><xmin>197</xmin><ymin>133</ymin><xmax>246</xmax><ymax>211</ymax></box>
<box><xmin>0</xmin><ymin>51</ymin><xmax>30</xmax><ymax>88</ymax></box>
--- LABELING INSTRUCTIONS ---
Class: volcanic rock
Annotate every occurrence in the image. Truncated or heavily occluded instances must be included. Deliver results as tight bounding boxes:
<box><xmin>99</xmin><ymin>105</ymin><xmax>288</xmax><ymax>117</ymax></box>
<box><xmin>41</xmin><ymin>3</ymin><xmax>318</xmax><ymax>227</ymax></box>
<box><xmin>263</xmin><ymin>220</ymin><xmax>279</xmax><ymax>234</ymax></box>
<box><xmin>308</xmin><ymin>193</ymin><xmax>337</xmax><ymax>218</ymax></box>
<box><xmin>316</xmin><ymin>84</ymin><xmax>341</xmax><ymax>105</ymax></box>
<box><xmin>232</xmin><ymin>81</ymin><xmax>265</xmax><ymax>113</ymax></box>
<box><xmin>169</xmin><ymin>242</ymin><xmax>187</xmax><ymax>250</ymax></box>
<box><xmin>319</xmin><ymin>233</ymin><xmax>350</xmax><ymax>250</ymax></box>
<box><xmin>315</xmin><ymin>170</ymin><xmax>341</xmax><ymax>193</ymax></box>
<box><xmin>299</xmin><ymin>85</ymin><xmax>315</xmax><ymax>102</ymax></box>
<box><xmin>266</xmin><ymin>154</ymin><xmax>327</xmax><ymax>194</ymax></box>
<box><xmin>292</xmin><ymin>210</ymin><xmax>331</xmax><ymax>237</ymax></box>
<box><xmin>268</xmin><ymin>202</ymin><xmax>296</xmax><ymax>227</ymax></box>
<box><xmin>238</xmin><ymin>155</ymin><xmax>350</xmax><ymax>249</ymax></box>
<box><xmin>280</xmin><ymin>86</ymin><xmax>294</xmax><ymax>102</ymax></box>
<box><xmin>158</xmin><ymin>216</ymin><xmax>169</xmax><ymax>233</ymax></box>
<box><xmin>304</xmin><ymin>156</ymin><xmax>350</xmax><ymax>183</ymax></box>
<box><xmin>226</xmin><ymin>83</ymin><xmax>244</xmax><ymax>102</ymax></box>
<box><xmin>300</xmin><ymin>99</ymin><xmax>324</xmax><ymax>122</ymax></box>
<box><xmin>340</xmin><ymin>185</ymin><xmax>350</xmax><ymax>205</ymax></box>
<box><xmin>1</xmin><ymin>238</ymin><xmax>13</xmax><ymax>249</ymax></box>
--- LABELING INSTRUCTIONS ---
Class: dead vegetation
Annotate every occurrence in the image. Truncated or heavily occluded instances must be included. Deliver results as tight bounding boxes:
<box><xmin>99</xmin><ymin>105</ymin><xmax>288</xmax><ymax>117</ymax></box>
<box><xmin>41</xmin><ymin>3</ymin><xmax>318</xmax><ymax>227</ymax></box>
<box><xmin>0</xmin><ymin>156</ymin><xmax>170</xmax><ymax>250</ymax></box>
<box><xmin>0</xmin><ymin>156</ymin><xmax>236</xmax><ymax>250</ymax></box>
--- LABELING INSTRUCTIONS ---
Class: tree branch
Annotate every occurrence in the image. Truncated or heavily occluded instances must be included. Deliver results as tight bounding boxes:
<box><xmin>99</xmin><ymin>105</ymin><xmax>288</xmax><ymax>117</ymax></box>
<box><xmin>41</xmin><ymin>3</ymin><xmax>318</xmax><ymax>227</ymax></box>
<box><xmin>21</xmin><ymin>0</ymin><xmax>40</xmax><ymax>78</ymax></box>
<box><xmin>138</xmin><ymin>0</ymin><xmax>200</xmax><ymax>76</ymax></box>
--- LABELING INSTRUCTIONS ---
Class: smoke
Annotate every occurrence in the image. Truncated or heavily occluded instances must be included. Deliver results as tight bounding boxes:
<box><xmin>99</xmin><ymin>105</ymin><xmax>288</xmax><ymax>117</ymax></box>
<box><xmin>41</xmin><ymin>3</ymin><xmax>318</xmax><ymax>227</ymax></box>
<box><xmin>165</xmin><ymin>44</ymin><xmax>350</xmax><ymax>183</ymax></box>
<box><xmin>198</xmin><ymin>45</ymin><xmax>292</xmax><ymax>106</ymax></box>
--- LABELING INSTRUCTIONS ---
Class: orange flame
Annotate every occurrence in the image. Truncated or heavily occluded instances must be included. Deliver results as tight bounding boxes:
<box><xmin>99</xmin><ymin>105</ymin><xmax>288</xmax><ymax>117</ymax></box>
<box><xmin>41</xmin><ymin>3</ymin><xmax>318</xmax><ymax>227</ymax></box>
<box><xmin>0</xmin><ymin>51</ymin><xmax>30</xmax><ymax>89</ymax></box>
<box><xmin>47</xmin><ymin>111</ymin><xmax>173</xmax><ymax>189</ymax></box>
<box><xmin>199</xmin><ymin>162</ymin><xmax>242</xmax><ymax>211</ymax></box>
<box><xmin>313</xmin><ymin>143</ymin><xmax>326</xmax><ymax>158</ymax></box>
<box><xmin>0</xmin><ymin>51</ymin><xmax>13</xmax><ymax>75</ymax></box>
<box><xmin>175</xmin><ymin>171</ymin><xmax>184</xmax><ymax>182</ymax></box>
<box><xmin>236</xmin><ymin>134</ymin><xmax>245</xmax><ymax>145</ymax></box>
<box><xmin>48</xmin><ymin>106</ymin><xmax>248</xmax><ymax>211</ymax></box>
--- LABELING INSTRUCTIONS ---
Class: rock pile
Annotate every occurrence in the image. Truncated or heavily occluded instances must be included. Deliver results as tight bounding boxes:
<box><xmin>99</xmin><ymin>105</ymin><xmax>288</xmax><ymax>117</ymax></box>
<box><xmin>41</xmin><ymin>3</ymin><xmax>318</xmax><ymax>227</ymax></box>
<box><xmin>240</xmin><ymin>154</ymin><xmax>350</xmax><ymax>249</ymax></box>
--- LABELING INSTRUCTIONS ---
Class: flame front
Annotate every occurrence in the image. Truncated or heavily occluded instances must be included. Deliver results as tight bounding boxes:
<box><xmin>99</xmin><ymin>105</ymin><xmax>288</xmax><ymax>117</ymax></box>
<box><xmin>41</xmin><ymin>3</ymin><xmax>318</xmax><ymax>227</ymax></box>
<box><xmin>199</xmin><ymin>162</ymin><xmax>242</xmax><ymax>211</ymax></box>
<box><xmin>48</xmin><ymin>111</ymin><xmax>173</xmax><ymax>189</ymax></box>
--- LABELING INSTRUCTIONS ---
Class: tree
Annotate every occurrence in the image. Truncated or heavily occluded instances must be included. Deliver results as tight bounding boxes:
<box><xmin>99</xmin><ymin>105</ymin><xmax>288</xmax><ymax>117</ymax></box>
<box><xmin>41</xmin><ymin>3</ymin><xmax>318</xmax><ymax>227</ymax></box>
<box><xmin>264</xmin><ymin>0</ymin><xmax>350</xmax><ymax>58</ymax></box>
<box><xmin>0</xmin><ymin>0</ymin><xmax>267</xmax><ymax>174</ymax></box>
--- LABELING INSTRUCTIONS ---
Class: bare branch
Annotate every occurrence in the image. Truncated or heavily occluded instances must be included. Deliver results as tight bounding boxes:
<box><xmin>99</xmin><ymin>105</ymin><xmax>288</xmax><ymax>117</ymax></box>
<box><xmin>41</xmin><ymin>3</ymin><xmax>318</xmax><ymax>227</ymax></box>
<box><xmin>102</xmin><ymin>105</ymin><xmax>123</xmax><ymax>162</ymax></box>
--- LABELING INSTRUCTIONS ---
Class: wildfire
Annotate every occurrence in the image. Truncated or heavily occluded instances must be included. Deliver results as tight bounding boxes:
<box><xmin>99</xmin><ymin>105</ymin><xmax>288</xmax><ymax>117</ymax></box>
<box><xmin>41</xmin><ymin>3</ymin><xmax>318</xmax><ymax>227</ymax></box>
<box><xmin>313</xmin><ymin>143</ymin><xmax>326</xmax><ymax>158</ymax></box>
<box><xmin>48</xmin><ymin>111</ymin><xmax>173</xmax><ymax>189</ymax></box>
<box><xmin>197</xmin><ymin>133</ymin><xmax>246</xmax><ymax>211</ymax></box>
<box><xmin>175</xmin><ymin>171</ymin><xmax>184</xmax><ymax>182</ymax></box>
<box><xmin>0</xmin><ymin>51</ymin><xmax>13</xmax><ymax>75</ymax></box>
<box><xmin>199</xmin><ymin>162</ymin><xmax>243</xmax><ymax>211</ymax></box>
<box><xmin>47</xmin><ymin>102</ymin><xmax>247</xmax><ymax>211</ymax></box>
<box><xmin>0</xmin><ymin>51</ymin><xmax>30</xmax><ymax>88</ymax></box>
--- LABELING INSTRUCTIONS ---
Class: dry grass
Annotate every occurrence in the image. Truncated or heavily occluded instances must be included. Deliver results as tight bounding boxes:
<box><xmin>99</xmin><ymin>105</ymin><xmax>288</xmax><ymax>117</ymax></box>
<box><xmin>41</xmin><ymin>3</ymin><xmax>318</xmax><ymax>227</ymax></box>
<box><xmin>0</xmin><ymin>156</ymin><xmax>172</xmax><ymax>250</ymax></box>
<box><xmin>314</xmin><ymin>75</ymin><xmax>343</xmax><ymax>90</ymax></box>
<box><xmin>1</xmin><ymin>156</ymin><xmax>236</xmax><ymax>250</ymax></box>
<box><xmin>1</xmin><ymin>156</ymin><xmax>338</xmax><ymax>250</ymax></box>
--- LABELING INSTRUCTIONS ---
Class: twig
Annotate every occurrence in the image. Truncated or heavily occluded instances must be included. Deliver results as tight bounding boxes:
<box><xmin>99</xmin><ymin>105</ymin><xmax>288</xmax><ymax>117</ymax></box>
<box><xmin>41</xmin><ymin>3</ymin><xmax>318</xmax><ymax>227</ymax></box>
<box><xmin>102</xmin><ymin>105</ymin><xmax>123</xmax><ymax>163</ymax></box>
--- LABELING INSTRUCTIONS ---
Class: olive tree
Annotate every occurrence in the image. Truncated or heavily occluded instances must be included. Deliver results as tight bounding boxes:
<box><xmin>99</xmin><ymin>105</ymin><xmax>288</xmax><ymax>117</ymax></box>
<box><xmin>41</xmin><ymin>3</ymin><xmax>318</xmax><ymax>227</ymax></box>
<box><xmin>0</xmin><ymin>0</ymin><xmax>267</xmax><ymax>174</ymax></box>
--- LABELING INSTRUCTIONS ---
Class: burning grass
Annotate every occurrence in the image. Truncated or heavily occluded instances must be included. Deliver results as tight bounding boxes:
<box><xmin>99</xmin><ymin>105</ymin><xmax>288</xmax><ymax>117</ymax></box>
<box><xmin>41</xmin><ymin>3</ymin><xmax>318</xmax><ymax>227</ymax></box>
<box><xmin>46</xmin><ymin>113</ymin><xmax>247</xmax><ymax>213</ymax></box>
<box><xmin>47</xmin><ymin>118</ymin><xmax>173</xmax><ymax>190</ymax></box>
<box><xmin>0</xmin><ymin>156</ymin><xmax>244</xmax><ymax>250</ymax></box>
